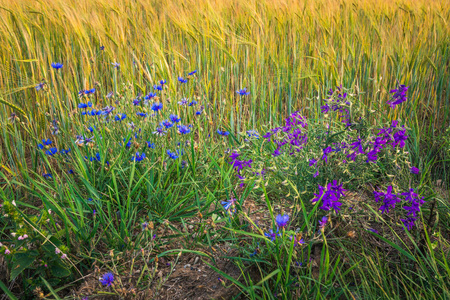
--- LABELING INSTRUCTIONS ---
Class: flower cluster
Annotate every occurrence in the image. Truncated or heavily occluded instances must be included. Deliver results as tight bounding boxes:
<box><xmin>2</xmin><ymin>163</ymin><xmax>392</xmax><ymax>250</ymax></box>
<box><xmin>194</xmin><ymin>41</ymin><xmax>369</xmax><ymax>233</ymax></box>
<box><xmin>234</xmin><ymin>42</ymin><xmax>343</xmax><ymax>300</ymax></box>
<box><xmin>320</xmin><ymin>85</ymin><xmax>351</xmax><ymax>127</ymax></box>
<box><xmin>228</xmin><ymin>152</ymin><xmax>253</xmax><ymax>187</ymax></box>
<box><xmin>263</xmin><ymin>111</ymin><xmax>308</xmax><ymax>157</ymax></box>
<box><xmin>373</xmin><ymin>186</ymin><xmax>425</xmax><ymax>230</ymax></box>
<box><xmin>312</xmin><ymin>181</ymin><xmax>346</xmax><ymax>214</ymax></box>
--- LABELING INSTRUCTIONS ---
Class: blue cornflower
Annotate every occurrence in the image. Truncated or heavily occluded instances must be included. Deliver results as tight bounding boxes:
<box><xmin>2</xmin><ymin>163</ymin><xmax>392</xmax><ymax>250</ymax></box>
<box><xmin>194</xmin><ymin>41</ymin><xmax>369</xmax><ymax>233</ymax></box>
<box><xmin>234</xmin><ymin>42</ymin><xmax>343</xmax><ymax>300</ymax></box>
<box><xmin>84</xmin><ymin>136</ymin><xmax>95</xmax><ymax>144</ymax></box>
<box><xmin>115</xmin><ymin>113</ymin><xmax>127</xmax><ymax>121</ymax></box>
<box><xmin>160</xmin><ymin>79</ymin><xmax>166</xmax><ymax>85</ymax></box>
<box><xmin>99</xmin><ymin>272</ymin><xmax>115</xmax><ymax>286</ymax></box>
<box><xmin>146</xmin><ymin>142</ymin><xmax>155</xmax><ymax>148</ymax></box>
<box><xmin>160</xmin><ymin>119</ymin><xmax>174</xmax><ymax>129</ymax></box>
<box><xmin>45</xmin><ymin>148</ymin><xmax>58</xmax><ymax>156</ymax></box>
<box><xmin>177</xmin><ymin>125</ymin><xmax>191</xmax><ymax>135</ymax></box>
<box><xmin>88</xmin><ymin>126</ymin><xmax>96</xmax><ymax>132</ymax></box>
<box><xmin>106</xmin><ymin>91</ymin><xmax>114</xmax><ymax>98</ymax></box>
<box><xmin>217</xmin><ymin>129</ymin><xmax>229</xmax><ymax>136</ymax></box>
<box><xmin>178</xmin><ymin>98</ymin><xmax>189</xmax><ymax>106</ymax></box>
<box><xmin>195</xmin><ymin>110</ymin><xmax>203</xmax><ymax>115</ymax></box>
<box><xmin>188</xmin><ymin>70</ymin><xmax>197</xmax><ymax>76</ymax></box>
<box><xmin>153</xmin><ymin>126</ymin><xmax>167</xmax><ymax>136</ymax></box>
<box><xmin>275</xmin><ymin>214</ymin><xmax>289</xmax><ymax>228</ymax></box>
<box><xmin>85</xmin><ymin>88</ymin><xmax>96</xmax><ymax>94</ymax></box>
<box><xmin>131</xmin><ymin>152</ymin><xmax>146</xmax><ymax>162</ymax></box>
<box><xmin>132</xmin><ymin>98</ymin><xmax>141</xmax><ymax>106</ymax></box>
<box><xmin>153</xmin><ymin>85</ymin><xmax>163</xmax><ymax>91</ymax></box>
<box><xmin>35</xmin><ymin>82</ymin><xmax>45</xmax><ymax>91</ymax></box>
<box><xmin>111</xmin><ymin>62</ymin><xmax>120</xmax><ymax>68</ymax></box>
<box><xmin>68</xmin><ymin>169</ymin><xmax>74</xmax><ymax>174</ymax></box>
<box><xmin>178</xmin><ymin>76</ymin><xmax>188</xmax><ymax>83</ymax></box>
<box><xmin>43</xmin><ymin>173</ymin><xmax>53</xmax><ymax>179</ymax></box>
<box><xmin>51</xmin><ymin>62</ymin><xmax>63</xmax><ymax>69</ymax></box>
<box><xmin>136</xmin><ymin>112</ymin><xmax>147</xmax><ymax>117</ymax></box>
<box><xmin>151</xmin><ymin>102</ymin><xmax>163</xmax><ymax>112</ymax></box>
<box><xmin>188</xmin><ymin>100</ymin><xmax>197</xmax><ymax>106</ymax></box>
<box><xmin>167</xmin><ymin>150</ymin><xmax>178</xmax><ymax>159</ymax></box>
<box><xmin>246</xmin><ymin>130</ymin><xmax>259</xmax><ymax>138</ymax></box>
<box><xmin>78</xmin><ymin>102</ymin><xmax>93</xmax><ymax>109</ymax></box>
<box><xmin>236</xmin><ymin>88</ymin><xmax>250</xmax><ymax>96</ymax></box>
<box><xmin>290</xmin><ymin>235</ymin><xmax>305</xmax><ymax>247</ymax></box>
<box><xmin>144</xmin><ymin>93</ymin><xmax>156</xmax><ymax>100</ymax></box>
<box><xmin>264</xmin><ymin>229</ymin><xmax>280</xmax><ymax>241</ymax></box>
<box><xmin>123</xmin><ymin>137</ymin><xmax>132</xmax><ymax>148</ymax></box>
<box><xmin>221</xmin><ymin>197</ymin><xmax>236</xmax><ymax>211</ymax></box>
<box><xmin>169</xmin><ymin>114</ymin><xmax>181</xmax><ymax>123</ymax></box>
<box><xmin>86</xmin><ymin>152</ymin><xmax>101</xmax><ymax>162</ymax></box>
<box><xmin>60</xmin><ymin>148</ymin><xmax>71</xmax><ymax>155</ymax></box>
<box><xmin>38</xmin><ymin>139</ymin><xmax>52</xmax><ymax>149</ymax></box>
<box><xmin>100</xmin><ymin>46</ymin><xmax>105</xmax><ymax>50</ymax></box>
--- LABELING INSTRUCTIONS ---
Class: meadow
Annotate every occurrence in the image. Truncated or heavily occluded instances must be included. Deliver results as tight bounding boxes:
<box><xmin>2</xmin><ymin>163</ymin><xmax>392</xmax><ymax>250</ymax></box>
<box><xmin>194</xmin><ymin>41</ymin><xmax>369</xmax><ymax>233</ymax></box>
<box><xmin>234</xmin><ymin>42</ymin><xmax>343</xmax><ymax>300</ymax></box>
<box><xmin>0</xmin><ymin>0</ymin><xmax>449</xmax><ymax>299</ymax></box>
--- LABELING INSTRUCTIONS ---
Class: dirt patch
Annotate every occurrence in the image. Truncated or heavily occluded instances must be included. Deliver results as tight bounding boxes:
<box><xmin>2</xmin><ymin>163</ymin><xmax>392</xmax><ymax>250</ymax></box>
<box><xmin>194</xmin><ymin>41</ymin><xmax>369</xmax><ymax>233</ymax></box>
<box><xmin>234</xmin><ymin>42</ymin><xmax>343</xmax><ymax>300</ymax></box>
<box><xmin>72</xmin><ymin>248</ymin><xmax>258</xmax><ymax>300</ymax></box>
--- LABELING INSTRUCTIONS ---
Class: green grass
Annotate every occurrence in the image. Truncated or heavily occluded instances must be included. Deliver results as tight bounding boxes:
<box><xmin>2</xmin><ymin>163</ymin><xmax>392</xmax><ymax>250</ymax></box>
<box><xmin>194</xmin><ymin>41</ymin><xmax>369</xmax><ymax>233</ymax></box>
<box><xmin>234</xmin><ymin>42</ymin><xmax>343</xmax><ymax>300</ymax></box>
<box><xmin>0</xmin><ymin>0</ymin><xmax>449</xmax><ymax>299</ymax></box>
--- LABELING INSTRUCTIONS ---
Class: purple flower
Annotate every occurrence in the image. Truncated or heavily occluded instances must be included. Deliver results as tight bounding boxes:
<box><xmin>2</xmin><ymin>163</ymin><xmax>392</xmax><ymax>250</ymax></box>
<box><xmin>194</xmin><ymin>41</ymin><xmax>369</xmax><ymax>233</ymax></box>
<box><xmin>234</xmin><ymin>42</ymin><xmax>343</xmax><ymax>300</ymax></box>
<box><xmin>264</xmin><ymin>229</ymin><xmax>280</xmax><ymax>241</ymax></box>
<box><xmin>321</xmin><ymin>147</ymin><xmax>333</xmax><ymax>163</ymax></box>
<box><xmin>318</xmin><ymin>216</ymin><xmax>328</xmax><ymax>228</ymax></box>
<box><xmin>275</xmin><ymin>214</ymin><xmax>289</xmax><ymax>228</ymax></box>
<box><xmin>367</xmin><ymin>228</ymin><xmax>378</xmax><ymax>234</ymax></box>
<box><xmin>188</xmin><ymin>70</ymin><xmax>197</xmax><ymax>76</ymax></box>
<box><xmin>410</xmin><ymin>166</ymin><xmax>420</xmax><ymax>174</ymax></box>
<box><xmin>400</xmin><ymin>217</ymin><xmax>416</xmax><ymax>231</ymax></box>
<box><xmin>387</xmin><ymin>84</ymin><xmax>408</xmax><ymax>108</ymax></box>
<box><xmin>290</xmin><ymin>235</ymin><xmax>305</xmax><ymax>246</ymax></box>
<box><xmin>99</xmin><ymin>272</ymin><xmax>114</xmax><ymax>286</ymax></box>
<box><xmin>309</xmin><ymin>158</ymin><xmax>317</xmax><ymax>166</ymax></box>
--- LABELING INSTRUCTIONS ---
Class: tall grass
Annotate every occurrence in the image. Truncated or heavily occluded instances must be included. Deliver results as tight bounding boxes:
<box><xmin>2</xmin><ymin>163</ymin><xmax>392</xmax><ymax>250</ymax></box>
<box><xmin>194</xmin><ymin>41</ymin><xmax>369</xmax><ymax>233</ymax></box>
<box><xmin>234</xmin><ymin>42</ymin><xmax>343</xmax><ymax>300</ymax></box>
<box><xmin>0</xmin><ymin>0</ymin><xmax>449</xmax><ymax>135</ymax></box>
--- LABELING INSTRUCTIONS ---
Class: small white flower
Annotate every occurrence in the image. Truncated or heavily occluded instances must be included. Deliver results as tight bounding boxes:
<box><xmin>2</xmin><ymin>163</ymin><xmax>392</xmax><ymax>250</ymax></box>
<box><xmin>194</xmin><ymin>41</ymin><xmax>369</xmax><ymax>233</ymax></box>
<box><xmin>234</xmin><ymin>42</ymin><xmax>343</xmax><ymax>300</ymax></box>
<box><xmin>12</xmin><ymin>200</ymin><xmax>16</xmax><ymax>206</ymax></box>
<box><xmin>48</xmin><ymin>209</ymin><xmax>52</xmax><ymax>214</ymax></box>
<box><xmin>61</xmin><ymin>254</ymin><xmax>67</xmax><ymax>259</ymax></box>
<box><xmin>11</xmin><ymin>232</ymin><xmax>16</xmax><ymax>237</ymax></box>
<box><xmin>55</xmin><ymin>248</ymin><xmax>61</xmax><ymax>254</ymax></box>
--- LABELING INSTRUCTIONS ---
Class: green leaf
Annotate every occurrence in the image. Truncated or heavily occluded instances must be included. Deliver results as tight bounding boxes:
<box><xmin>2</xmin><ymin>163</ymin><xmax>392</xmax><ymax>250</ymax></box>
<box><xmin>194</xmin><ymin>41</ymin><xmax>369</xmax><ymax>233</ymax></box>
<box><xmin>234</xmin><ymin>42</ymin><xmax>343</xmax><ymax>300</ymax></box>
<box><xmin>50</xmin><ymin>261</ymin><xmax>72</xmax><ymax>278</ymax></box>
<box><xmin>10</xmin><ymin>251</ymin><xmax>38</xmax><ymax>280</ymax></box>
